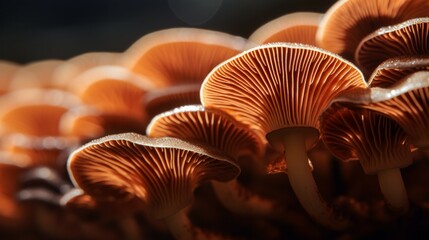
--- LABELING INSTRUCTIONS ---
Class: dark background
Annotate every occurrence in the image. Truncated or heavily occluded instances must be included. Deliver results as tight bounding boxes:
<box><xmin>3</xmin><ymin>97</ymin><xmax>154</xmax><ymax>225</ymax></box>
<box><xmin>0</xmin><ymin>0</ymin><xmax>335</xmax><ymax>64</ymax></box>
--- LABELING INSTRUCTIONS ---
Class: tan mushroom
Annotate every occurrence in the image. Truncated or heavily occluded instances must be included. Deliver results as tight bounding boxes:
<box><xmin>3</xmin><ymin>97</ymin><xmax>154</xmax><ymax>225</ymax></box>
<box><xmin>248</xmin><ymin>12</ymin><xmax>323</xmax><ymax>47</ymax></box>
<box><xmin>201</xmin><ymin>42</ymin><xmax>367</xmax><ymax>229</ymax></box>
<box><xmin>316</xmin><ymin>0</ymin><xmax>429</xmax><ymax>60</ymax></box>
<box><xmin>52</xmin><ymin>52</ymin><xmax>121</xmax><ymax>89</ymax></box>
<box><xmin>0</xmin><ymin>60</ymin><xmax>20</xmax><ymax>95</ymax></box>
<box><xmin>0</xmin><ymin>89</ymin><xmax>99</xmax><ymax>167</ymax></box>
<box><xmin>67</xmin><ymin>133</ymin><xmax>240</xmax><ymax>240</ymax></box>
<box><xmin>355</xmin><ymin>18</ymin><xmax>429</xmax><ymax>76</ymax></box>
<box><xmin>121</xmin><ymin>28</ymin><xmax>247</xmax><ymax>87</ymax></box>
<box><xmin>69</xmin><ymin>65</ymin><xmax>155</xmax><ymax>134</ymax></box>
<box><xmin>9</xmin><ymin>60</ymin><xmax>64</xmax><ymax>90</ymax></box>
<box><xmin>121</xmin><ymin>28</ymin><xmax>247</xmax><ymax>116</ymax></box>
<box><xmin>320</xmin><ymin>106</ymin><xmax>412</xmax><ymax>213</ymax></box>
<box><xmin>147</xmin><ymin>105</ymin><xmax>276</xmax><ymax>216</ymax></box>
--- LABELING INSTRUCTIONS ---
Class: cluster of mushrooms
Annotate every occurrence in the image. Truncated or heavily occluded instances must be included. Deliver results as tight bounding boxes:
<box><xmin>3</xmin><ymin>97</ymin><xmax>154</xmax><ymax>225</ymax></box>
<box><xmin>1</xmin><ymin>0</ymin><xmax>429</xmax><ymax>239</ymax></box>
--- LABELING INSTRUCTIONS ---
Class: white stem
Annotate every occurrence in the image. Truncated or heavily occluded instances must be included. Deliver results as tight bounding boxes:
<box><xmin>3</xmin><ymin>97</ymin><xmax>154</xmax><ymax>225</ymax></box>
<box><xmin>211</xmin><ymin>179</ymin><xmax>276</xmax><ymax>217</ymax></box>
<box><xmin>282</xmin><ymin>132</ymin><xmax>349</xmax><ymax>230</ymax></box>
<box><xmin>378</xmin><ymin>168</ymin><xmax>409</xmax><ymax>214</ymax></box>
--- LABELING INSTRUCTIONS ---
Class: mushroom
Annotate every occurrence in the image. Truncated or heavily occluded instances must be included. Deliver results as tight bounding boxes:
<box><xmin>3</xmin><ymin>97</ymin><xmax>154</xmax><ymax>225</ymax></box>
<box><xmin>316</xmin><ymin>0</ymin><xmax>429</xmax><ymax>60</ymax></box>
<box><xmin>248</xmin><ymin>12</ymin><xmax>323</xmax><ymax>47</ymax></box>
<box><xmin>363</xmin><ymin>71</ymin><xmax>429</xmax><ymax>149</ymax></box>
<box><xmin>67</xmin><ymin>133</ymin><xmax>240</xmax><ymax>240</ymax></box>
<box><xmin>0</xmin><ymin>89</ymin><xmax>80</xmax><ymax>136</ymax></box>
<box><xmin>355</xmin><ymin>17</ymin><xmax>429</xmax><ymax>76</ymax></box>
<box><xmin>0</xmin><ymin>60</ymin><xmax>20</xmax><ymax>95</ymax></box>
<box><xmin>201</xmin><ymin>42</ymin><xmax>367</xmax><ymax>229</ymax></box>
<box><xmin>121</xmin><ymin>28</ymin><xmax>247</xmax><ymax>116</ymax></box>
<box><xmin>320</xmin><ymin>106</ymin><xmax>412</xmax><ymax>213</ymax></box>
<box><xmin>367</xmin><ymin>56</ymin><xmax>429</xmax><ymax>87</ymax></box>
<box><xmin>144</xmin><ymin>84</ymin><xmax>201</xmax><ymax>119</ymax></box>
<box><xmin>0</xmin><ymin>89</ymin><xmax>97</xmax><ymax>167</ymax></box>
<box><xmin>9</xmin><ymin>60</ymin><xmax>64</xmax><ymax>90</ymax></box>
<box><xmin>121</xmin><ymin>28</ymin><xmax>247</xmax><ymax>87</ymax></box>
<box><xmin>147</xmin><ymin>105</ymin><xmax>276</xmax><ymax>216</ymax></box>
<box><xmin>52</xmin><ymin>51</ymin><xmax>121</xmax><ymax>89</ymax></box>
<box><xmin>68</xmin><ymin>65</ymin><xmax>155</xmax><ymax>134</ymax></box>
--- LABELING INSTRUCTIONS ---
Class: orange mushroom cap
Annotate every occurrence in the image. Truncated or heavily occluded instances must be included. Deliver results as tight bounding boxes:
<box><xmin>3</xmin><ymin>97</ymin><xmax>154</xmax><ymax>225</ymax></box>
<box><xmin>355</xmin><ymin>18</ymin><xmax>429</xmax><ymax>76</ymax></box>
<box><xmin>121</xmin><ymin>28</ymin><xmax>247</xmax><ymax>87</ymax></box>
<box><xmin>147</xmin><ymin>105</ymin><xmax>265</xmax><ymax>161</ymax></box>
<box><xmin>69</xmin><ymin>65</ymin><xmax>155</xmax><ymax>133</ymax></box>
<box><xmin>367</xmin><ymin>56</ymin><xmax>429</xmax><ymax>87</ymax></box>
<box><xmin>364</xmin><ymin>71</ymin><xmax>429</xmax><ymax>148</ymax></box>
<box><xmin>9</xmin><ymin>60</ymin><xmax>64</xmax><ymax>90</ymax></box>
<box><xmin>52</xmin><ymin>51</ymin><xmax>121</xmax><ymax>89</ymax></box>
<box><xmin>316</xmin><ymin>0</ymin><xmax>429</xmax><ymax>60</ymax></box>
<box><xmin>143</xmin><ymin>84</ymin><xmax>201</xmax><ymax>119</ymax></box>
<box><xmin>0</xmin><ymin>89</ymin><xmax>81</xmax><ymax>136</ymax></box>
<box><xmin>67</xmin><ymin>133</ymin><xmax>239</xmax><ymax>219</ymax></box>
<box><xmin>248</xmin><ymin>12</ymin><xmax>323</xmax><ymax>46</ymax></box>
<box><xmin>201</xmin><ymin>42</ymin><xmax>366</xmax><ymax>150</ymax></box>
<box><xmin>320</xmin><ymin>106</ymin><xmax>412</xmax><ymax>174</ymax></box>
<box><xmin>0</xmin><ymin>60</ymin><xmax>20</xmax><ymax>95</ymax></box>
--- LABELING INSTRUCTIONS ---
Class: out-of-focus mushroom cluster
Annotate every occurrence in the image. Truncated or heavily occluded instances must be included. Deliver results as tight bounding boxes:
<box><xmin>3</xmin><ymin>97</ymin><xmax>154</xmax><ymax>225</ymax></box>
<box><xmin>1</xmin><ymin>0</ymin><xmax>429</xmax><ymax>239</ymax></box>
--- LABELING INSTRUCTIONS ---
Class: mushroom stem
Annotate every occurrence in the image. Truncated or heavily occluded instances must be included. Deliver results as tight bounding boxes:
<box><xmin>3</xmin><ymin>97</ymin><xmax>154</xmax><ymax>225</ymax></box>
<box><xmin>211</xmin><ymin>180</ymin><xmax>276</xmax><ymax>217</ymax></box>
<box><xmin>281</xmin><ymin>131</ymin><xmax>349</xmax><ymax>230</ymax></box>
<box><xmin>377</xmin><ymin>168</ymin><xmax>409</xmax><ymax>214</ymax></box>
<box><xmin>164</xmin><ymin>209</ymin><xmax>195</xmax><ymax>240</ymax></box>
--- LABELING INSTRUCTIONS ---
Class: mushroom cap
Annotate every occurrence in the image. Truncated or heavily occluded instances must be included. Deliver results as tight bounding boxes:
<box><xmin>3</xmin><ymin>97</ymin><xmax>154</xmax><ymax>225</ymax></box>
<box><xmin>147</xmin><ymin>105</ymin><xmax>265</xmax><ymax>160</ymax></box>
<box><xmin>9</xmin><ymin>60</ymin><xmax>64</xmax><ymax>90</ymax></box>
<box><xmin>248</xmin><ymin>12</ymin><xmax>323</xmax><ymax>46</ymax></box>
<box><xmin>201</xmin><ymin>42</ymin><xmax>366</xmax><ymax>150</ymax></box>
<box><xmin>67</xmin><ymin>133</ymin><xmax>239</xmax><ymax>219</ymax></box>
<box><xmin>316</xmin><ymin>0</ymin><xmax>429</xmax><ymax>60</ymax></box>
<box><xmin>0</xmin><ymin>89</ymin><xmax>81</xmax><ymax>136</ymax></box>
<box><xmin>71</xmin><ymin>65</ymin><xmax>153</xmax><ymax>120</ymax></box>
<box><xmin>365</xmin><ymin>71</ymin><xmax>429</xmax><ymax>148</ymax></box>
<box><xmin>121</xmin><ymin>28</ymin><xmax>248</xmax><ymax>87</ymax></box>
<box><xmin>70</xmin><ymin>66</ymin><xmax>155</xmax><ymax>134</ymax></box>
<box><xmin>143</xmin><ymin>84</ymin><xmax>201</xmax><ymax>119</ymax></box>
<box><xmin>52</xmin><ymin>51</ymin><xmax>121</xmax><ymax>88</ymax></box>
<box><xmin>0</xmin><ymin>60</ymin><xmax>20</xmax><ymax>94</ymax></box>
<box><xmin>356</xmin><ymin>18</ymin><xmax>429</xmax><ymax>76</ymax></box>
<box><xmin>59</xmin><ymin>106</ymin><xmax>105</xmax><ymax>140</ymax></box>
<box><xmin>320</xmin><ymin>106</ymin><xmax>412</xmax><ymax>174</ymax></box>
<box><xmin>1</xmin><ymin>134</ymin><xmax>78</xmax><ymax>168</ymax></box>
<box><xmin>367</xmin><ymin>56</ymin><xmax>429</xmax><ymax>87</ymax></box>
